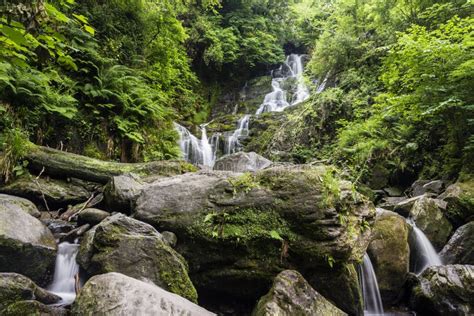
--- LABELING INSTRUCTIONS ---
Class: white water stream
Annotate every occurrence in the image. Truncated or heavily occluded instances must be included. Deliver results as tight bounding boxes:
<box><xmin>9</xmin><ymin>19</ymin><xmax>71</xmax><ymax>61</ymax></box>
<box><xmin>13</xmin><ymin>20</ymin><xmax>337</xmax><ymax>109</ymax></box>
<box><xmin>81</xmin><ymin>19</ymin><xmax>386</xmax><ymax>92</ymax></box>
<box><xmin>48</xmin><ymin>242</ymin><xmax>80</xmax><ymax>306</ymax></box>
<box><xmin>359</xmin><ymin>253</ymin><xmax>384</xmax><ymax>315</ymax></box>
<box><xmin>406</xmin><ymin>218</ymin><xmax>442</xmax><ymax>274</ymax></box>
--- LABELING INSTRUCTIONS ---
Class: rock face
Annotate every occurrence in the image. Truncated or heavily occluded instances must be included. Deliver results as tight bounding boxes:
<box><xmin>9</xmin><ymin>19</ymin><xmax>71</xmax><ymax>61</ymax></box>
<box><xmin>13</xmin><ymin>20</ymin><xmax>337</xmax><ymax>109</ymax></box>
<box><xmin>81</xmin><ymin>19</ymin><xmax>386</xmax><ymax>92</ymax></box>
<box><xmin>134</xmin><ymin>165</ymin><xmax>375</xmax><ymax>314</ymax></box>
<box><xmin>0</xmin><ymin>273</ymin><xmax>60</xmax><ymax>313</ymax></box>
<box><xmin>214</xmin><ymin>152</ymin><xmax>272</xmax><ymax>173</ymax></box>
<box><xmin>72</xmin><ymin>272</ymin><xmax>215</xmax><ymax>316</ymax></box>
<box><xmin>0</xmin><ymin>175</ymin><xmax>92</xmax><ymax>207</ymax></box>
<box><xmin>0</xmin><ymin>201</ymin><xmax>56</xmax><ymax>284</ymax></box>
<box><xmin>103</xmin><ymin>174</ymin><xmax>145</xmax><ymax>214</ymax></box>
<box><xmin>77</xmin><ymin>213</ymin><xmax>197</xmax><ymax>302</ymax></box>
<box><xmin>440</xmin><ymin>222</ymin><xmax>474</xmax><ymax>265</ymax></box>
<box><xmin>439</xmin><ymin>179</ymin><xmax>474</xmax><ymax>227</ymax></box>
<box><xmin>253</xmin><ymin>270</ymin><xmax>346</xmax><ymax>316</ymax></box>
<box><xmin>410</xmin><ymin>196</ymin><xmax>452</xmax><ymax>250</ymax></box>
<box><xmin>0</xmin><ymin>194</ymin><xmax>40</xmax><ymax>218</ymax></box>
<box><xmin>367</xmin><ymin>210</ymin><xmax>410</xmax><ymax>304</ymax></box>
<box><xmin>410</xmin><ymin>265</ymin><xmax>474</xmax><ymax>316</ymax></box>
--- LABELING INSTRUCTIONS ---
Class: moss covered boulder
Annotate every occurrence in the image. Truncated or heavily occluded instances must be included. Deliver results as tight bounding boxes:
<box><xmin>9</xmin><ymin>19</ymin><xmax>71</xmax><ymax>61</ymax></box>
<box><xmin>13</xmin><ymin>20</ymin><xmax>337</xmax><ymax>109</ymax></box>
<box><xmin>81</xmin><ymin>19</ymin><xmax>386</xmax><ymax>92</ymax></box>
<box><xmin>77</xmin><ymin>213</ymin><xmax>197</xmax><ymax>302</ymax></box>
<box><xmin>72</xmin><ymin>272</ymin><xmax>214</xmax><ymax>315</ymax></box>
<box><xmin>134</xmin><ymin>165</ymin><xmax>375</xmax><ymax>314</ymax></box>
<box><xmin>0</xmin><ymin>194</ymin><xmax>40</xmax><ymax>218</ymax></box>
<box><xmin>439</xmin><ymin>222</ymin><xmax>474</xmax><ymax>265</ymax></box>
<box><xmin>410</xmin><ymin>196</ymin><xmax>452</xmax><ymax>250</ymax></box>
<box><xmin>410</xmin><ymin>265</ymin><xmax>474</xmax><ymax>316</ymax></box>
<box><xmin>103</xmin><ymin>174</ymin><xmax>145</xmax><ymax>214</ymax></box>
<box><xmin>0</xmin><ymin>202</ymin><xmax>56</xmax><ymax>285</ymax></box>
<box><xmin>253</xmin><ymin>270</ymin><xmax>346</xmax><ymax>316</ymax></box>
<box><xmin>367</xmin><ymin>210</ymin><xmax>410</xmax><ymax>304</ymax></box>
<box><xmin>0</xmin><ymin>273</ymin><xmax>60</xmax><ymax>314</ymax></box>
<box><xmin>439</xmin><ymin>179</ymin><xmax>474</xmax><ymax>228</ymax></box>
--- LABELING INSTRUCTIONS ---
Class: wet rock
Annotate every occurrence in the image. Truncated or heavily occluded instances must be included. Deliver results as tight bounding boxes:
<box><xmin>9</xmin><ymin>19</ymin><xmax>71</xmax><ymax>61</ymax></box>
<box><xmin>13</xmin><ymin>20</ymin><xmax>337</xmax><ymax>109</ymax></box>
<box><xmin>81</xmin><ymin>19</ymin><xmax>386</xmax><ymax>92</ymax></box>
<box><xmin>368</xmin><ymin>210</ymin><xmax>410</xmax><ymax>304</ymax></box>
<box><xmin>0</xmin><ymin>193</ymin><xmax>40</xmax><ymax>218</ymax></box>
<box><xmin>77</xmin><ymin>208</ymin><xmax>110</xmax><ymax>226</ymax></box>
<box><xmin>72</xmin><ymin>272</ymin><xmax>215</xmax><ymax>316</ymax></box>
<box><xmin>439</xmin><ymin>222</ymin><xmax>474</xmax><ymax>265</ymax></box>
<box><xmin>253</xmin><ymin>270</ymin><xmax>346</xmax><ymax>316</ymax></box>
<box><xmin>103</xmin><ymin>174</ymin><xmax>144</xmax><ymax>214</ymax></box>
<box><xmin>0</xmin><ymin>201</ymin><xmax>56</xmax><ymax>284</ymax></box>
<box><xmin>0</xmin><ymin>175</ymin><xmax>91</xmax><ymax>208</ymax></box>
<box><xmin>439</xmin><ymin>179</ymin><xmax>474</xmax><ymax>228</ymax></box>
<box><xmin>214</xmin><ymin>152</ymin><xmax>272</xmax><ymax>173</ymax></box>
<box><xmin>77</xmin><ymin>213</ymin><xmax>197</xmax><ymax>302</ymax></box>
<box><xmin>410</xmin><ymin>196</ymin><xmax>452</xmax><ymax>250</ymax></box>
<box><xmin>410</xmin><ymin>265</ymin><xmax>474</xmax><ymax>315</ymax></box>
<box><xmin>0</xmin><ymin>273</ymin><xmax>60</xmax><ymax>313</ymax></box>
<box><xmin>134</xmin><ymin>165</ymin><xmax>375</xmax><ymax>314</ymax></box>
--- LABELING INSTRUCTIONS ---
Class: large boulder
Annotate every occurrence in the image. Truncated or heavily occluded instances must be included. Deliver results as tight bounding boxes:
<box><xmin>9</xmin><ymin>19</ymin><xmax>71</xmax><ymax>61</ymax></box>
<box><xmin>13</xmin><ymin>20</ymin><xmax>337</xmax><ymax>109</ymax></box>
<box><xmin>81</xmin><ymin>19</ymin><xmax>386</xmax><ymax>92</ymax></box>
<box><xmin>253</xmin><ymin>270</ymin><xmax>346</xmax><ymax>316</ymax></box>
<box><xmin>410</xmin><ymin>265</ymin><xmax>474</xmax><ymax>315</ymax></box>
<box><xmin>411</xmin><ymin>180</ymin><xmax>445</xmax><ymax>197</ymax></box>
<box><xmin>0</xmin><ymin>175</ymin><xmax>92</xmax><ymax>208</ymax></box>
<box><xmin>134</xmin><ymin>165</ymin><xmax>375</xmax><ymax>314</ymax></box>
<box><xmin>410</xmin><ymin>196</ymin><xmax>452</xmax><ymax>250</ymax></box>
<box><xmin>0</xmin><ymin>273</ymin><xmax>60</xmax><ymax>314</ymax></box>
<box><xmin>103</xmin><ymin>174</ymin><xmax>145</xmax><ymax>214</ymax></box>
<box><xmin>0</xmin><ymin>193</ymin><xmax>40</xmax><ymax>218</ymax></box>
<box><xmin>393</xmin><ymin>194</ymin><xmax>432</xmax><ymax>217</ymax></box>
<box><xmin>214</xmin><ymin>152</ymin><xmax>272</xmax><ymax>173</ymax></box>
<box><xmin>439</xmin><ymin>179</ymin><xmax>474</xmax><ymax>227</ymax></box>
<box><xmin>77</xmin><ymin>213</ymin><xmax>197</xmax><ymax>302</ymax></box>
<box><xmin>0</xmin><ymin>201</ymin><xmax>56</xmax><ymax>284</ymax></box>
<box><xmin>72</xmin><ymin>272</ymin><xmax>214</xmax><ymax>316</ymax></box>
<box><xmin>77</xmin><ymin>208</ymin><xmax>110</xmax><ymax>226</ymax></box>
<box><xmin>439</xmin><ymin>222</ymin><xmax>474</xmax><ymax>265</ymax></box>
<box><xmin>367</xmin><ymin>210</ymin><xmax>410</xmax><ymax>304</ymax></box>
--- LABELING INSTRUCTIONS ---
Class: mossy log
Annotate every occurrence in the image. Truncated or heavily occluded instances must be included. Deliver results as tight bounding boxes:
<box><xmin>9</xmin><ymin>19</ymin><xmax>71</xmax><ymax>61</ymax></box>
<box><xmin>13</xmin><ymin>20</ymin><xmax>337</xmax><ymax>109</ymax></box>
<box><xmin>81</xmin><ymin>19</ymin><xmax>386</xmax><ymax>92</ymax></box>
<box><xmin>25</xmin><ymin>146</ymin><xmax>196</xmax><ymax>184</ymax></box>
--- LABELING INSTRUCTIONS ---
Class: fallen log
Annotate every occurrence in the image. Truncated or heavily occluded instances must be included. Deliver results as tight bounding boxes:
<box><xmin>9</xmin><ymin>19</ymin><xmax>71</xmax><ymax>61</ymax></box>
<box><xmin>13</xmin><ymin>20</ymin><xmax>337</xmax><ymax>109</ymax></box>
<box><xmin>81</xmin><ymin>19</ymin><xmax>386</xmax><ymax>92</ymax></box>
<box><xmin>25</xmin><ymin>146</ymin><xmax>196</xmax><ymax>184</ymax></box>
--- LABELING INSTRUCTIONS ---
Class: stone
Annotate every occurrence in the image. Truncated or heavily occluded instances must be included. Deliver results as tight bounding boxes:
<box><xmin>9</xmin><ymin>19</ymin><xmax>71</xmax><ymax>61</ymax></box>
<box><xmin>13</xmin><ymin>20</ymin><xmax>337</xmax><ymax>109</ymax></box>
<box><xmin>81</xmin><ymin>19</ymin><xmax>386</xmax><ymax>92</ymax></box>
<box><xmin>134</xmin><ymin>165</ymin><xmax>375</xmax><ymax>314</ymax></box>
<box><xmin>0</xmin><ymin>273</ymin><xmax>60</xmax><ymax>313</ymax></box>
<box><xmin>439</xmin><ymin>179</ymin><xmax>474</xmax><ymax>228</ymax></box>
<box><xmin>0</xmin><ymin>202</ymin><xmax>56</xmax><ymax>284</ymax></box>
<box><xmin>0</xmin><ymin>193</ymin><xmax>40</xmax><ymax>218</ymax></box>
<box><xmin>214</xmin><ymin>152</ymin><xmax>272</xmax><ymax>173</ymax></box>
<box><xmin>383</xmin><ymin>187</ymin><xmax>403</xmax><ymax>197</ymax></box>
<box><xmin>422</xmin><ymin>180</ymin><xmax>445</xmax><ymax>195</ymax></box>
<box><xmin>103</xmin><ymin>174</ymin><xmax>145</xmax><ymax>214</ymax></box>
<box><xmin>253</xmin><ymin>270</ymin><xmax>346</xmax><ymax>316</ymax></box>
<box><xmin>378</xmin><ymin>196</ymin><xmax>406</xmax><ymax>211</ymax></box>
<box><xmin>439</xmin><ymin>222</ymin><xmax>474</xmax><ymax>265</ymax></box>
<box><xmin>77</xmin><ymin>213</ymin><xmax>197</xmax><ymax>302</ymax></box>
<box><xmin>393</xmin><ymin>195</ymin><xmax>432</xmax><ymax>217</ymax></box>
<box><xmin>162</xmin><ymin>231</ymin><xmax>178</xmax><ymax>248</ymax></box>
<box><xmin>410</xmin><ymin>265</ymin><xmax>474</xmax><ymax>316</ymax></box>
<box><xmin>410</xmin><ymin>196</ymin><xmax>452</xmax><ymax>250</ymax></box>
<box><xmin>77</xmin><ymin>208</ymin><xmax>110</xmax><ymax>226</ymax></box>
<box><xmin>411</xmin><ymin>180</ymin><xmax>431</xmax><ymax>197</ymax></box>
<box><xmin>367</xmin><ymin>210</ymin><xmax>410</xmax><ymax>304</ymax></box>
<box><xmin>368</xmin><ymin>164</ymin><xmax>390</xmax><ymax>190</ymax></box>
<box><xmin>72</xmin><ymin>272</ymin><xmax>215</xmax><ymax>316</ymax></box>
<box><xmin>0</xmin><ymin>175</ymin><xmax>91</xmax><ymax>208</ymax></box>
<box><xmin>3</xmin><ymin>300</ymin><xmax>67</xmax><ymax>315</ymax></box>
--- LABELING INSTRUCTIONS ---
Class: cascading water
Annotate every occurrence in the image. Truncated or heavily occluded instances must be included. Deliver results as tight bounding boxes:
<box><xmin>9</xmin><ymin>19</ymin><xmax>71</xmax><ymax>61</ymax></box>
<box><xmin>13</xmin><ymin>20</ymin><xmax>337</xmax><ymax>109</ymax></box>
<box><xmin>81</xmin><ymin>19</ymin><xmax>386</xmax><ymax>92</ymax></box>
<box><xmin>225</xmin><ymin>115</ymin><xmax>250</xmax><ymax>155</ymax></box>
<box><xmin>359</xmin><ymin>253</ymin><xmax>384</xmax><ymax>315</ymax></box>
<box><xmin>256</xmin><ymin>54</ymin><xmax>310</xmax><ymax>114</ymax></box>
<box><xmin>407</xmin><ymin>218</ymin><xmax>442</xmax><ymax>274</ymax></box>
<box><xmin>175</xmin><ymin>123</ymin><xmax>216</xmax><ymax>167</ymax></box>
<box><xmin>48</xmin><ymin>242</ymin><xmax>80</xmax><ymax>306</ymax></box>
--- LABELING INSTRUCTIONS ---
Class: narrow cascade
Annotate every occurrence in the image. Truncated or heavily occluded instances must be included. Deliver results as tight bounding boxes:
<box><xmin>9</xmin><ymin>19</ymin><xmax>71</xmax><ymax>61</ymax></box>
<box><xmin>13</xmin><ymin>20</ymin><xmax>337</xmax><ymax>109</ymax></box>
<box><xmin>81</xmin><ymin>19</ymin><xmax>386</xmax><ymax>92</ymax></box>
<box><xmin>359</xmin><ymin>253</ymin><xmax>384</xmax><ymax>315</ymax></box>
<box><xmin>48</xmin><ymin>242</ymin><xmax>80</xmax><ymax>306</ymax></box>
<box><xmin>256</xmin><ymin>54</ymin><xmax>310</xmax><ymax>114</ymax></box>
<box><xmin>175</xmin><ymin>123</ymin><xmax>216</xmax><ymax>167</ymax></box>
<box><xmin>225</xmin><ymin>115</ymin><xmax>250</xmax><ymax>155</ymax></box>
<box><xmin>406</xmin><ymin>218</ymin><xmax>442</xmax><ymax>274</ymax></box>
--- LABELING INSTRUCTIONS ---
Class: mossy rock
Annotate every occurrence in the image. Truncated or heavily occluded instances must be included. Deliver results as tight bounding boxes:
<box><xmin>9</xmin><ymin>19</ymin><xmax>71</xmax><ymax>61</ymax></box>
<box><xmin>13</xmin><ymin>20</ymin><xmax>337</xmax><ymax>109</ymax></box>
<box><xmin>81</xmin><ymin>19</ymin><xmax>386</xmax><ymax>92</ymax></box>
<box><xmin>134</xmin><ymin>165</ymin><xmax>375</xmax><ymax>314</ymax></box>
<box><xmin>77</xmin><ymin>213</ymin><xmax>197</xmax><ymax>302</ymax></box>
<box><xmin>439</xmin><ymin>179</ymin><xmax>474</xmax><ymax>228</ymax></box>
<box><xmin>0</xmin><ymin>194</ymin><xmax>40</xmax><ymax>218</ymax></box>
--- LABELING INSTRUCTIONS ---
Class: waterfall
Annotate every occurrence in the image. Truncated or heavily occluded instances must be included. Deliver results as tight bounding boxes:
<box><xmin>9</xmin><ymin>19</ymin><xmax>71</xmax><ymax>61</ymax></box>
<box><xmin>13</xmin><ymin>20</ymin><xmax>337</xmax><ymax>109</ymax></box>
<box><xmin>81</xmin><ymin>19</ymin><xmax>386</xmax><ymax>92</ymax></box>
<box><xmin>359</xmin><ymin>253</ymin><xmax>384</xmax><ymax>315</ymax></box>
<box><xmin>175</xmin><ymin>123</ymin><xmax>216</xmax><ymax>167</ymax></box>
<box><xmin>225</xmin><ymin>115</ymin><xmax>250</xmax><ymax>155</ymax></box>
<box><xmin>48</xmin><ymin>242</ymin><xmax>80</xmax><ymax>306</ymax></box>
<box><xmin>256</xmin><ymin>54</ymin><xmax>310</xmax><ymax>114</ymax></box>
<box><xmin>407</xmin><ymin>218</ymin><xmax>442</xmax><ymax>274</ymax></box>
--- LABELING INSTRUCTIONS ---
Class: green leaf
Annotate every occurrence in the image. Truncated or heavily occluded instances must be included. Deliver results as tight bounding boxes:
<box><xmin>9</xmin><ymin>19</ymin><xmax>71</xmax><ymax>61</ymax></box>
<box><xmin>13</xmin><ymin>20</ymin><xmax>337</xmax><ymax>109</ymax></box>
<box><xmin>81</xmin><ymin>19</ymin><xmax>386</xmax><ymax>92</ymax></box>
<box><xmin>269</xmin><ymin>230</ymin><xmax>283</xmax><ymax>241</ymax></box>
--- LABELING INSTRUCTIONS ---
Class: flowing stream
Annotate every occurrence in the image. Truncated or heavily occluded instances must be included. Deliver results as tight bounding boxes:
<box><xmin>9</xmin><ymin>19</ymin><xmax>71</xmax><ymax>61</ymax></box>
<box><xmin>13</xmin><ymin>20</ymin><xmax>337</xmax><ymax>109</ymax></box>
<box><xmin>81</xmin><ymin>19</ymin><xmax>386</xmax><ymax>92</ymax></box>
<box><xmin>48</xmin><ymin>242</ymin><xmax>80</xmax><ymax>306</ymax></box>
<box><xmin>406</xmin><ymin>218</ymin><xmax>442</xmax><ymax>274</ymax></box>
<box><xmin>175</xmin><ymin>123</ymin><xmax>216</xmax><ymax>167</ymax></box>
<box><xmin>225</xmin><ymin>115</ymin><xmax>250</xmax><ymax>155</ymax></box>
<box><xmin>359</xmin><ymin>253</ymin><xmax>384</xmax><ymax>315</ymax></box>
